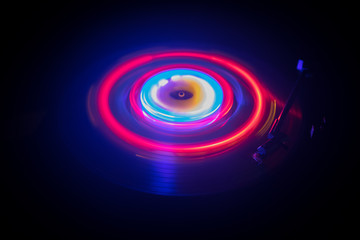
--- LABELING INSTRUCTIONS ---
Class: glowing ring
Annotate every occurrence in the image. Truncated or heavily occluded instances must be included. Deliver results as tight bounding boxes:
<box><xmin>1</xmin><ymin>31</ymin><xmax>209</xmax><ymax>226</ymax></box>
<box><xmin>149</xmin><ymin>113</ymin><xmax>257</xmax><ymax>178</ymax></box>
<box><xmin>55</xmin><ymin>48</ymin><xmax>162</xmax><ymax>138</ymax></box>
<box><xmin>129</xmin><ymin>64</ymin><xmax>233</xmax><ymax>129</ymax></box>
<box><xmin>140</xmin><ymin>68</ymin><xmax>223</xmax><ymax>122</ymax></box>
<box><xmin>97</xmin><ymin>51</ymin><xmax>265</xmax><ymax>156</ymax></box>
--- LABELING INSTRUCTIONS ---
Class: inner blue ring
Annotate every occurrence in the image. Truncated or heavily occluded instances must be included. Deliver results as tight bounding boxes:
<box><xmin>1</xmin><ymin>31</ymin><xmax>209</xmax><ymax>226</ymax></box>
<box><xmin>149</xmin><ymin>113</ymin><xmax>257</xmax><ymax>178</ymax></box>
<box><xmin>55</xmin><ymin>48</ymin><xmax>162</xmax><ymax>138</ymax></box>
<box><xmin>140</xmin><ymin>68</ymin><xmax>224</xmax><ymax>122</ymax></box>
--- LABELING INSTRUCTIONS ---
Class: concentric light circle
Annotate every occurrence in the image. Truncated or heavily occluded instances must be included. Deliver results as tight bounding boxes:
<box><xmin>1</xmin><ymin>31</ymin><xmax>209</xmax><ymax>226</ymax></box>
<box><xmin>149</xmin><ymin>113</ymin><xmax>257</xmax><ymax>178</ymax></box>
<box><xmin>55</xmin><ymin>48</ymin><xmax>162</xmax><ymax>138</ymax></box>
<box><xmin>95</xmin><ymin>51</ymin><xmax>266</xmax><ymax>158</ymax></box>
<box><xmin>129</xmin><ymin>64</ymin><xmax>234</xmax><ymax>131</ymax></box>
<box><xmin>140</xmin><ymin>68</ymin><xmax>223</xmax><ymax>122</ymax></box>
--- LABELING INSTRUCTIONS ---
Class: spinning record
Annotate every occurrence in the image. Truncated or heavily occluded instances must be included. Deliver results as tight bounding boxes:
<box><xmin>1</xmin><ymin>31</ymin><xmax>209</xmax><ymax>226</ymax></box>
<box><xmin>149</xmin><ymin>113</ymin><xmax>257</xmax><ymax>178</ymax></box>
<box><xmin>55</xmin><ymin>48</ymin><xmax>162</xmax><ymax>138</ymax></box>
<box><xmin>86</xmin><ymin>49</ymin><xmax>303</xmax><ymax>195</ymax></box>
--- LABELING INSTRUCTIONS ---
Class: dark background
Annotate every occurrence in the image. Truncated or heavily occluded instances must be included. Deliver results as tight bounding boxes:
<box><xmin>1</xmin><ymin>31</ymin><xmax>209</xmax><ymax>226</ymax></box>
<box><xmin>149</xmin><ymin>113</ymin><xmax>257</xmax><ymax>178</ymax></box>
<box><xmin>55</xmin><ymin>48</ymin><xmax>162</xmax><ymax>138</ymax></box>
<box><xmin>4</xmin><ymin>1</ymin><xmax>354</xmax><ymax>238</ymax></box>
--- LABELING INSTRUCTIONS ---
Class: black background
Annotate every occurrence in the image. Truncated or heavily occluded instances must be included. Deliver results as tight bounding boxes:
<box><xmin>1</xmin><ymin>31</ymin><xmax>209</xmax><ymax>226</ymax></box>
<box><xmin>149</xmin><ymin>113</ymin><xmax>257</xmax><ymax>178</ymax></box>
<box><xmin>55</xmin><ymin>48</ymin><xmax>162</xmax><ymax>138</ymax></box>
<box><xmin>4</xmin><ymin>1</ymin><xmax>354</xmax><ymax>238</ymax></box>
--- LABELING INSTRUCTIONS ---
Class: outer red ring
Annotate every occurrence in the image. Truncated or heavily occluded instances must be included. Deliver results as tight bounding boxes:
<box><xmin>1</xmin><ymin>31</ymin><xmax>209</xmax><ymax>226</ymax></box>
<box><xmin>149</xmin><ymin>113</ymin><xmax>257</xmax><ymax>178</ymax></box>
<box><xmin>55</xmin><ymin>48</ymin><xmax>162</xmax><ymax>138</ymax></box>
<box><xmin>97</xmin><ymin>51</ymin><xmax>265</xmax><ymax>156</ymax></box>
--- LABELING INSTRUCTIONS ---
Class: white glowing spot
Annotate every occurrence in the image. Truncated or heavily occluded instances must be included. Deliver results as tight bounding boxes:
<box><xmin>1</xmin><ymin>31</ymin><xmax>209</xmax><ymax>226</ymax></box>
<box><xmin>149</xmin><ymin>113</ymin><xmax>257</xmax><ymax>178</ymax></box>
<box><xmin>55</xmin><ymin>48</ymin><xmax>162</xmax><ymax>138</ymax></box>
<box><xmin>171</xmin><ymin>75</ymin><xmax>182</xmax><ymax>81</ymax></box>
<box><xmin>150</xmin><ymin>85</ymin><xmax>158</xmax><ymax>103</ymax></box>
<box><xmin>158</xmin><ymin>79</ymin><xmax>169</xmax><ymax>87</ymax></box>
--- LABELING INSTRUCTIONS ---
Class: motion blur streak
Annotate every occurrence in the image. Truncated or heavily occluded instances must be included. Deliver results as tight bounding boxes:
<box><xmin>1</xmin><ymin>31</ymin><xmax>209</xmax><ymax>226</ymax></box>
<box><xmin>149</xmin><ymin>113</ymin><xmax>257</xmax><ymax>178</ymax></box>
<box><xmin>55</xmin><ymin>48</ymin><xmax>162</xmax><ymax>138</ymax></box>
<box><xmin>89</xmin><ymin>50</ymin><xmax>288</xmax><ymax>160</ymax></box>
<box><xmin>256</xmin><ymin>100</ymin><xmax>276</xmax><ymax>137</ymax></box>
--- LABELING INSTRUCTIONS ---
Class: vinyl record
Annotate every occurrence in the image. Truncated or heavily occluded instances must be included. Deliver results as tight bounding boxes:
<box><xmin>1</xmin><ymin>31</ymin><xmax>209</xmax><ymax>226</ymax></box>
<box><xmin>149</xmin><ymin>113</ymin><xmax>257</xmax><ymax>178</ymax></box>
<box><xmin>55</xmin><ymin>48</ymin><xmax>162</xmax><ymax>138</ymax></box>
<box><xmin>83</xmin><ymin>49</ymin><xmax>303</xmax><ymax>195</ymax></box>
